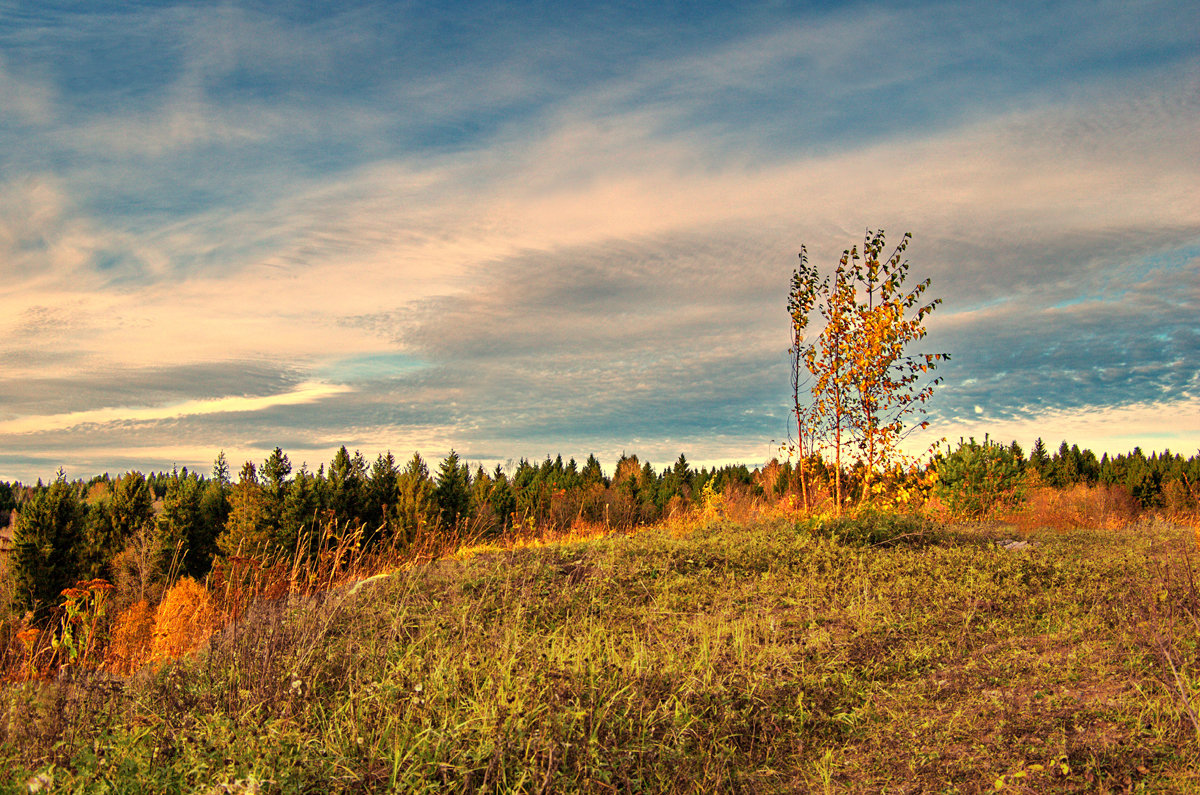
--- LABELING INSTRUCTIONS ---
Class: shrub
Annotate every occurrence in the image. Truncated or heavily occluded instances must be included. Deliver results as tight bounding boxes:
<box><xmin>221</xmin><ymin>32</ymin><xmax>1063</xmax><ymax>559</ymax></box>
<box><xmin>808</xmin><ymin>510</ymin><xmax>937</xmax><ymax>546</ymax></box>
<box><xmin>105</xmin><ymin>599</ymin><xmax>154</xmax><ymax>675</ymax></box>
<box><xmin>934</xmin><ymin>437</ymin><xmax>1025</xmax><ymax>519</ymax></box>
<box><xmin>1001</xmin><ymin>484</ymin><xmax>1137</xmax><ymax>533</ymax></box>
<box><xmin>151</xmin><ymin>578</ymin><xmax>218</xmax><ymax>661</ymax></box>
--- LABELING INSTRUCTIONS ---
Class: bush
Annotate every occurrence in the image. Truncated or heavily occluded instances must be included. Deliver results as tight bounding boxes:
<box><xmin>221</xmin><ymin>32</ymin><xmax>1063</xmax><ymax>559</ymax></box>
<box><xmin>935</xmin><ymin>437</ymin><xmax>1025</xmax><ymax>519</ymax></box>
<box><xmin>808</xmin><ymin>510</ymin><xmax>937</xmax><ymax>546</ymax></box>
<box><xmin>105</xmin><ymin>599</ymin><xmax>154</xmax><ymax>675</ymax></box>
<box><xmin>1001</xmin><ymin>484</ymin><xmax>1138</xmax><ymax>533</ymax></box>
<box><xmin>151</xmin><ymin>578</ymin><xmax>218</xmax><ymax>662</ymax></box>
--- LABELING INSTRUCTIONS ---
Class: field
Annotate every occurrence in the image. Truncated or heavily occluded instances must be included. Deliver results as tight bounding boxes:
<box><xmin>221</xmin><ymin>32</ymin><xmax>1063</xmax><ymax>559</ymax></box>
<box><xmin>3</xmin><ymin>513</ymin><xmax>1199</xmax><ymax>793</ymax></box>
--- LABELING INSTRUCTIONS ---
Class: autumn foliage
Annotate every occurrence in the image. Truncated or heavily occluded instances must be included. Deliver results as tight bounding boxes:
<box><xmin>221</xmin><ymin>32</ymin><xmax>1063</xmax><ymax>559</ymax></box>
<box><xmin>150</xmin><ymin>577</ymin><xmax>218</xmax><ymax>662</ymax></box>
<box><xmin>790</xmin><ymin>230</ymin><xmax>947</xmax><ymax>512</ymax></box>
<box><xmin>104</xmin><ymin>599</ymin><xmax>153</xmax><ymax>675</ymax></box>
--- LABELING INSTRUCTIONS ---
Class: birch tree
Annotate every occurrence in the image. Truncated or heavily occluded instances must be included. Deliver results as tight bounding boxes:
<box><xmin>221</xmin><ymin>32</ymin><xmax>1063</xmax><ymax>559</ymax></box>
<box><xmin>790</xmin><ymin>230</ymin><xmax>947</xmax><ymax>512</ymax></box>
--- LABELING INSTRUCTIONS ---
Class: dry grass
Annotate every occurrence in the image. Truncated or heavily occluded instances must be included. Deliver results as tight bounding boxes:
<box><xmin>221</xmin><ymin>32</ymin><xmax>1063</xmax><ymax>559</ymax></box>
<box><xmin>150</xmin><ymin>578</ymin><xmax>219</xmax><ymax>662</ymax></box>
<box><xmin>999</xmin><ymin>484</ymin><xmax>1140</xmax><ymax>534</ymax></box>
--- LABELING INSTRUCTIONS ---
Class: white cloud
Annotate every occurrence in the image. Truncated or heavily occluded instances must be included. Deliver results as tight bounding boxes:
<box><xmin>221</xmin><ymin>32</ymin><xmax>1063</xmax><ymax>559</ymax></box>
<box><xmin>0</xmin><ymin>381</ymin><xmax>352</xmax><ymax>435</ymax></box>
<box><xmin>0</xmin><ymin>55</ymin><xmax>55</xmax><ymax>126</ymax></box>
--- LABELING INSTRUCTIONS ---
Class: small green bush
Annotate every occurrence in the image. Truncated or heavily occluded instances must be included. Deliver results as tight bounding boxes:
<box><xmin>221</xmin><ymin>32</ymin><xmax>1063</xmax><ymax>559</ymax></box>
<box><xmin>935</xmin><ymin>436</ymin><xmax>1025</xmax><ymax>518</ymax></box>
<box><xmin>808</xmin><ymin>510</ymin><xmax>938</xmax><ymax>546</ymax></box>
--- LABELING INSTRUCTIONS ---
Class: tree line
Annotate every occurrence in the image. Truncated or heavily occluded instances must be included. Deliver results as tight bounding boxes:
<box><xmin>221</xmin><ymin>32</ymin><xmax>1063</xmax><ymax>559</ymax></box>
<box><xmin>3</xmin><ymin>447</ymin><xmax>757</xmax><ymax>616</ymax></box>
<box><xmin>933</xmin><ymin>436</ymin><xmax>1200</xmax><ymax>518</ymax></box>
<box><xmin>5</xmin><ymin>436</ymin><xmax>1198</xmax><ymax>618</ymax></box>
<box><xmin>4</xmin><ymin>228</ymin><xmax>1197</xmax><ymax>621</ymax></box>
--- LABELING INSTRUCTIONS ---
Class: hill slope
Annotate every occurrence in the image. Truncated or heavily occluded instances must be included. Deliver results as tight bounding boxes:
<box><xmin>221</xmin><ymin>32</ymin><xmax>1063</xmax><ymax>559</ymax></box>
<box><xmin>3</xmin><ymin>515</ymin><xmax>1199</xmax><ymax>792</ymax></box>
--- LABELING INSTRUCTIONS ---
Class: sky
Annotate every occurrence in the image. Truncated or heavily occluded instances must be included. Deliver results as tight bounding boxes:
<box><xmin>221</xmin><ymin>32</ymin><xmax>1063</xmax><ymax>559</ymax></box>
<box><xmin>0</xmin><ymin>0</ymin><xmax>1198</xmax><ymax>482</ymax></box>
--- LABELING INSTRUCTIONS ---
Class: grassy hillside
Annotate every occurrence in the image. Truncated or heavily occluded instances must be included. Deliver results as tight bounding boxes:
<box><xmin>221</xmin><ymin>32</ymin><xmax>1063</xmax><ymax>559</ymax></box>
<box><xmin>3</xmin><ymin>514</ymin><xmax>1199</xmax><ymax>793</ymax></box>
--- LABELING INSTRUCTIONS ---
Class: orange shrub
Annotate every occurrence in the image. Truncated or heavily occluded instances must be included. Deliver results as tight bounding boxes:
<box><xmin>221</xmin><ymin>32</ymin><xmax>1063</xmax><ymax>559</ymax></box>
<box><xmin>1162</xmin><ymin>479</ymin><xmax>1199</xmax><ymax>518</ymax></box>
<box><xmin>151</xmin><ymin>577</ymin><xmax>219</xmax><ymax>662</ymax></box>
<box><xmin>105</xmin><ymin>599</ymin><xmax>154</xmax><ymax>675</ymax></box>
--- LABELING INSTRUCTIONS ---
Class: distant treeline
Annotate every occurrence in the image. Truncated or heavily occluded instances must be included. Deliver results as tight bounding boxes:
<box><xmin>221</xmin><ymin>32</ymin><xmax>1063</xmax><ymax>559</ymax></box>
<box><xmin>2</xmin><ymin>447</ymin><xmax>757</xmax><ymax>615</ymax></box>
<box><xmin>2</xmin><ymin>438</ymin><xmax>1198</xmax><ymax>616</ymax></box>
<box><xmin>935</xmin><ymin>437</ymin><xmax>1197</xmax><ymax>513</ymax></box>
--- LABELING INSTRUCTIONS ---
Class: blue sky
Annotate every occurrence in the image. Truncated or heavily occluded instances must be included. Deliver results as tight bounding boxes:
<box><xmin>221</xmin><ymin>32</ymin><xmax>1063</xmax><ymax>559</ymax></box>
<box><xmin>1</xmin><ymin>0</ymin><xmax>1197</xmax><ymax>481</ymax></box>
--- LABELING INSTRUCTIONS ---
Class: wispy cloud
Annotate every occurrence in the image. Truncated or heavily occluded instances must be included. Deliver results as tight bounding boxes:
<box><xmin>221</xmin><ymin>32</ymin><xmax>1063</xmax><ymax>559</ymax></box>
<box><xmin>0</xmin><ymin>381</ymin><xmax>352</xmax><ymax>435</ymax></box>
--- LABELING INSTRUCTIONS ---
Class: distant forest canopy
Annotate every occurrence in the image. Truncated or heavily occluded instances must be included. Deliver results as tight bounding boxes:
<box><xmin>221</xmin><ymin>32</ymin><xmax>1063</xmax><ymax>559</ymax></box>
<box><xmin>3</xmin><ymin>439</ymin><xmax>1198</xmax><ymax>616</ymax></box>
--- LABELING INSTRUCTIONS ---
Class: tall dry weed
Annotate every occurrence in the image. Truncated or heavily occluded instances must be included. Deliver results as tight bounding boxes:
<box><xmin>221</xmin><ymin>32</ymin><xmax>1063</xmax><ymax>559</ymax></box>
<box><xmin>4</xmin><ymin>617</ymin><xmax>49</xmax><ymax>680</ymax></box>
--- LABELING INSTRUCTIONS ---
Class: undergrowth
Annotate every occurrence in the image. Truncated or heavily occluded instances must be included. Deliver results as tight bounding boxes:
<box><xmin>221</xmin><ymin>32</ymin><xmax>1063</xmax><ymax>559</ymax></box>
<box><xmin>1</xmin><ymin>515</ymin><xmax>1199</xmax><ymax>793</ymax></box>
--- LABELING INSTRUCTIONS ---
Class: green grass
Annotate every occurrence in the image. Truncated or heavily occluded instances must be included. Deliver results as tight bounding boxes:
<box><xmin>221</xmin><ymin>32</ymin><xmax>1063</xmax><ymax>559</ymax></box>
<box><xmin>2</xmin><ymin>515</ymin><xmax>1199</xmax><ymax>793</ymax></box>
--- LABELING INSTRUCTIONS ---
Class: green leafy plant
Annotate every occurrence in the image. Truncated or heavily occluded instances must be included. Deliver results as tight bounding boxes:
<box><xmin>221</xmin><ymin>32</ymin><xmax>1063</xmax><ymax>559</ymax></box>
<box><xmin>808</xmin><ymin>509</ymin><xmax>937</xmax><ymax>546</ymax></box>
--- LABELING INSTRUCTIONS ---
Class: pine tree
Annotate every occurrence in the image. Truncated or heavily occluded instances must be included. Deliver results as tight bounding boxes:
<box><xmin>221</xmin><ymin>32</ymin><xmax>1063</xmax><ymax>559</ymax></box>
<box><xmin>434</xmin><ymin>451</ymin><xmax>471</xmax><ymax>529</ymax></box>
<box><xmin>212</xmin><ymin>451</ymin><xmax>231</xmax><ymax>487</ymax></box>
<box><xmin>259</xmin><ymin>447</ymin><xmax>292</xmax><ymax>542</ymax></box>
<box><xmin>11</xmin><ymin>474</ymin><xmax>87</xmax><ymax>617</ymax></box>
<box><xmin>328</xmin><ymin>446</ymin><xmax>367</xmax><ymax>529</ymax></box>
<box><xmin>1049</xmin><ymin>441</ymin><xmax>1078</xmax><ymax>487</ymax></box>
<box><xmin>195</xmin><ymin>478</ymin><xmax>229</xmax><ymax>570</ymax></box>
<box><xmin>218</xmin><ymin>461</ymin><xmax>267</xmax><ymax>557</ymax></box>
<box><xmin>488</xmin><ymin>465</ymin><xmax>517</xmax><ymax>530</ymax></box>
<box><xmin>365</xmin><ymin>452</ymin><xmax>400</xmax><ymax>538</ymax></box>
<box><xmin>281</xmin><ymin>465</ymin><xmax>322</xmax><ymax>554</ymax></box>
<box><xmin>396</xmin><ymin>453</ymin><xmax>437</xmax><ymax>547</ymax></box>
<box><xmin>111</xmin><ymin>472</ymin><xmax>153</xmax><ymax>540</ymax></box>
<box><xmin>157</xmin><ymin>471</ymin><xmax>203</xmax><ymax>578</ymax></box>
<box><xmin>580</xmin><ymin>454</ymin><xmax>606</xmax><ymax>488</ymax></box>
<box><xmin>81</xmin><ymin>497</ymin><xmax>118</xmax><ymax>580</ymax></box>
<box><xmin>1029</xmin><ymin>438</ymin><xmax>1050</xmax><ymax>475</ymax></box>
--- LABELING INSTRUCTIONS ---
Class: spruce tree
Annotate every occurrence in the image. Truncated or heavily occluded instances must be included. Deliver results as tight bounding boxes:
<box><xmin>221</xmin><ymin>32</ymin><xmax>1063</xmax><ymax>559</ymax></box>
<box><xmin>11</xmin><ymin>474</ymin><xmax>87</xmax><ymax>617</ymax></box>
<box><xmin>580</xmin><ymin>454</ymin><xmax>607</xmax><ymax>488</ymax></box>
<box><xmin>396</xmin><ymin>453</ymin><xmax>437</xmax><ymax>547</ymax></box>
<box><xmin>157</xmin><ymin>471</ymin><xmax>203</xmax><ymax>578</ymax></box>
<box><xmin>365</xmin><ymin>452</ymin><xmax>400</xmax><ymax>537</ymax></box>
<box><xmin>218</xmin><ymin>461</ymin><xmax>266</xmax><ymax>557</ymax></box>
<box><xmin>434</xmin><ymin>451</ymin><xmax>471</xmax><ymax>529</ymax></box>
<box><xmin>1029</xmin><ymin>438</ymin><xmax>1050</xmax><ymax>475</ymax></box>
<box><xmin>328</xmin><ymin>446</ymin><xmax>367</xmax><ymax>529</ymax></box>
<box><xmin>281</xmin><ymin>465</ymin><xmax>322</xmax><ymax>554</ymax></box>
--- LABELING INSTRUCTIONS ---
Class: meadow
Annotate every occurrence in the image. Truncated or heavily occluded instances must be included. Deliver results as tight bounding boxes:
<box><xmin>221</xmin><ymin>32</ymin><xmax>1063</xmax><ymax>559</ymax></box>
<box><xmin>2</xmin><ymin>507</ymin><xmax>1198</xmax><ymax>793</ymax></box>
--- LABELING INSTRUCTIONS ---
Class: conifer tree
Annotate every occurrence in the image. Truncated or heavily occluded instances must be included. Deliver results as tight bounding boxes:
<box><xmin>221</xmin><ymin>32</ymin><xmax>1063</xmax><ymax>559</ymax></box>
<box><xmin>580</xmin><ymin>454</ymin><xmax>606</xmax><ymax>488</ymax></box>
<box><xmin>111</xmin><ymin>472</ymin><xmax>153</xmax><ymax>541</ymax></box>
<box><xmin>1029</xmin><ymin>438</ymin><xmax>1050</xmax><ymax>476</ymax></box>
<box><xmin>196</xmin><ymin>478</ymin><xmax>230</xmax><ymax>566</ymax></box>
<box><xmin>218</xmin><ymin>461</ymin><xmax>266</xmax><ymax>557</ymax></box>
<box><xmin>259</xmin><ymin>447</ymin><xmax>292</xmax><ymax>540</ymax></box>
<box><xmin>157</xmin><ymin>470</ymin><xmax>203</xmax><ymax>577</ymax></box>
<box><xmin>434</xmin><ymin>450</ymin><xmax>471</xmax><ymax>529</ymax></box>
<box><xmin>328</xmin><ymin>446</ymin><xmax>367</xmax><ymax>529</ymax></box>
<box><xmin>396</xmin><ymin>452</ymin><xmax>437</xmax><ymax>546</ymax></box>
<box><xmin>488</xmin><ymin>464</ymin><xmax>517</xmax><ymax>529</ymax></box>
<box><xmin>365</xmin><ymin>452</ymin><xmax>400</xmax><ymax>536</ymax></box>
<box><xmin>281</xmin><ymin>464</ymin><xmax>321</xmax><ymax>553</ymax></box>
<box><xmin>212</xmin><ymin>451</ymin><xmax>231</xmax><ymax>486</ymax></box>
<box><xmin>81</xmin><ymin>496</ymin><xmax>118</xmax><ymax>580</ymax></box>
<box><xmin>10</xmin><ymin>473</ymin><xmax>87</xmax><ymax>616</ymax></box>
